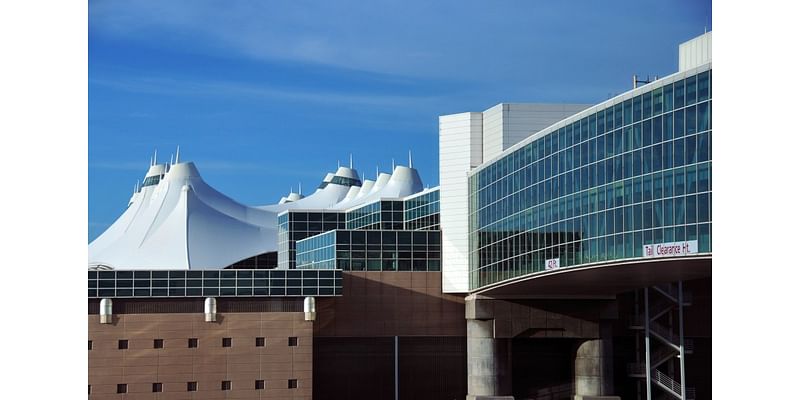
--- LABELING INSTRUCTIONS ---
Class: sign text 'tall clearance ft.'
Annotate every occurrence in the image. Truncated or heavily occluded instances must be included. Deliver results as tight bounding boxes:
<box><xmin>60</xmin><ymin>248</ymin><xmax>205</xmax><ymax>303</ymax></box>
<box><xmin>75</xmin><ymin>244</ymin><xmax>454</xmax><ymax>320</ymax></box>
<box><xmin>643</xmin><ymin>240</ymin><xmax>698</xmax><ymax>258</ymax></box>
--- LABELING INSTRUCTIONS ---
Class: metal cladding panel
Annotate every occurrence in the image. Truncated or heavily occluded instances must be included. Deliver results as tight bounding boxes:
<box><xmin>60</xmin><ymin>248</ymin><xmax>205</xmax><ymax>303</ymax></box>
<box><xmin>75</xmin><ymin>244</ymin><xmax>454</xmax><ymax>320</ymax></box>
<box><xmin>481</xmin><ymin>104</ymin><xmax>504</xmax><ymax>163</ymax></box>
<box><xmin>483</xmin><ymin>103</ymin><xmax>593</xmax><ymax>161</ymax></box>
<box><xmin>439</xmin><ymin>112</ymin><xmax>483</xmax><ymax>293</ymax></box>
<box><xmin>680</xmin><ymin>31</ymin><xmax>712</xmax><ymax>71</ymax></box>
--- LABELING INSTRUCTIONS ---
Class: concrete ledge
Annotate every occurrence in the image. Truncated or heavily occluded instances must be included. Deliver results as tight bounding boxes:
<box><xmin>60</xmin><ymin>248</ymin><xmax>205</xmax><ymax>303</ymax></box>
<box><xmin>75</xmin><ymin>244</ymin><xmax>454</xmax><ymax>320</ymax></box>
<box><xmin>467</xmin><ymin>396</ymin><xmax>514</xmax><ymax>400</ymax></box>
<box><xmin>573</xmin><ymin>396</ymin><xmax>621</xmax><ymax>400</ymax></box>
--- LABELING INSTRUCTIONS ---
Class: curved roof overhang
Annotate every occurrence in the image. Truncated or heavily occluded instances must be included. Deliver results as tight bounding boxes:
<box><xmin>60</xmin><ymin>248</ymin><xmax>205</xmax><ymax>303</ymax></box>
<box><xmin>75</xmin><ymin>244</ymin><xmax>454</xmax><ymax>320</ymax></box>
<box><xmin>474</xmin><ymin>255</ymin><xmax>711</xmax><ymax>298</ymax></box>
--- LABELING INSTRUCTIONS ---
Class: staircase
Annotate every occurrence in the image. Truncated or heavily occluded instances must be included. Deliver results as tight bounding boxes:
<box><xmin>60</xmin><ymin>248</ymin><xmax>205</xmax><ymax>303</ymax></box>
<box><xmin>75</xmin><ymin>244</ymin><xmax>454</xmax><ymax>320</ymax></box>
<box><xmin>629</xmin><ymin>282</ymin><xmax>694</xmax><ymax>400</ymax></box>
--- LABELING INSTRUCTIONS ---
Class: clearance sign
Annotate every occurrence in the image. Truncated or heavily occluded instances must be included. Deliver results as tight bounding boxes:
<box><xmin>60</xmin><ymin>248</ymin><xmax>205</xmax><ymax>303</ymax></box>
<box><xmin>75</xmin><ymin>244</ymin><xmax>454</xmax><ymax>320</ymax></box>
<box><xmin>643</xmin><ymin>240</ymin><xmax>698</xmax><ymax>258</ymax></box>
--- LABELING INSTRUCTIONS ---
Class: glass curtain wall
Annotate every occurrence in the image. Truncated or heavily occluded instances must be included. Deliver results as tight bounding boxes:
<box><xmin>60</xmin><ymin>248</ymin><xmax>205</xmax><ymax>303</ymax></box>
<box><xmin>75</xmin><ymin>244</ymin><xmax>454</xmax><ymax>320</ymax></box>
<box><xmin>468</xmin><ymin>68</ymin><xmax>711</xmax><ymax>290</ymax></box>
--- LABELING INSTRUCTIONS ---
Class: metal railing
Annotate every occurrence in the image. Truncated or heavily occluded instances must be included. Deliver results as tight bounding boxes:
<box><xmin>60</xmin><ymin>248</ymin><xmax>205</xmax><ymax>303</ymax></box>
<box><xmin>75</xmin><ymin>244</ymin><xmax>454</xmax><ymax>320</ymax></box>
<box><xmin>653</xmin><ymin>369</ymin><xmax>682</xmax><ymax>398</ymax></box>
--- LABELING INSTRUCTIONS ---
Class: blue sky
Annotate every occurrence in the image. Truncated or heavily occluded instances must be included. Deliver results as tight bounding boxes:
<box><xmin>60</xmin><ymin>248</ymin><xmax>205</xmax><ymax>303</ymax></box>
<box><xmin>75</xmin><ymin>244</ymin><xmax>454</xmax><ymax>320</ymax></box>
<box><xmin>88</xmin><ymin>0</ymin><xmax>711</xmax><ymax>241</ymax></box>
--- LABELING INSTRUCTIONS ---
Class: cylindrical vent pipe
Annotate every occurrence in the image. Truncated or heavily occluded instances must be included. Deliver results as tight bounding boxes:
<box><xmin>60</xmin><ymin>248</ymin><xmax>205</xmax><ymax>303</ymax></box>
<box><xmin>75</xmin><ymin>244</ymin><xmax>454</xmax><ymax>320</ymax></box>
<box><xmin>99</xmin><ymin>298</ymin><xmax>113</xmax><ymax>324</ymax></box>
<box><xmin>304</xmin><ymin>297</ymin><xmax>316</xmax><ymax>321</ymax></box>
<box><xmin>204</xmin><ymin>297</ymin><xmax>217</xmax><ymax>322</ymax></box>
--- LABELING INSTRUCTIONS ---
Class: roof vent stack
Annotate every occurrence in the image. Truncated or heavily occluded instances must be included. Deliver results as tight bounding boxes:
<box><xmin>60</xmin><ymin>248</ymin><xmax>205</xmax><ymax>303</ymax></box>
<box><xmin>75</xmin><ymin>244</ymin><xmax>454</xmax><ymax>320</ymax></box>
<box><xmin>204</xmin><ymin>297</ymin><xmax>217</xmax><ymax>322</ymax></box>
<box><xmin>304</xmin><ymin>297</ymin><xmax>316</xmax><ymax>321</ymax></box>
<box><xmin>99</xmin><ymin>298</ymin><xmax>113</xmax><ymax>324</ymax></box>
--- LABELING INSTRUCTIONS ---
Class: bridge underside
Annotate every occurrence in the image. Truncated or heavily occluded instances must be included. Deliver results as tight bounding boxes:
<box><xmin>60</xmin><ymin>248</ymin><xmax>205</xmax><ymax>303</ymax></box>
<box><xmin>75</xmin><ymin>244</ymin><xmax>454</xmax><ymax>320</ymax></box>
<box><xmin>475</xmin><ymin>256</ymin><xmax>711</xmax><ymax>298</ymax></box>
<box><xmin>466</xmin><ymin>256</ymin><xmax>711</xmax><ymax>400</ymax></box>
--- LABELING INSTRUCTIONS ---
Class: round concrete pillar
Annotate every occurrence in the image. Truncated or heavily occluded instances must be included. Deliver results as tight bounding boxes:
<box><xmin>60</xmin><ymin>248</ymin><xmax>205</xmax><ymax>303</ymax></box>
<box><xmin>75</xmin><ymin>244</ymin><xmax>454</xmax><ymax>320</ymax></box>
<box><xmin>574</xmin><ymin>321</ymin><xmax>615</xmax><ymax>397</ymax></box>
<box><xmin>467</xmin><ymin>319</ymin><xmax>513</xmax><ymax>399</ymax></box>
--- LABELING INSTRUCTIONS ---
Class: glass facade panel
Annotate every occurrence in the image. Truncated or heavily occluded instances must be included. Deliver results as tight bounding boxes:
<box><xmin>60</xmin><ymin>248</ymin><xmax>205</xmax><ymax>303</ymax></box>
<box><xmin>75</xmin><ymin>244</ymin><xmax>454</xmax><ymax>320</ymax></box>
<box><xmin>468</xmin><ymin>68</ymin><xmax>712</xmax><ymax>290</ymax></box>
<box><xmin>89</xmin><ymin>269</ymin><xmax>341</xmax><ymax>298</ymax></box>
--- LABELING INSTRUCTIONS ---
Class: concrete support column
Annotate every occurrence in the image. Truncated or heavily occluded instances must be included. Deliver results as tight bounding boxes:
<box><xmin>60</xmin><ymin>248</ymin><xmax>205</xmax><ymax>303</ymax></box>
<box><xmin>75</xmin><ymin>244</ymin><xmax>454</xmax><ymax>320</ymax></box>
<box><xmin>574</xmin><ymin>320</ymin><xmax>618</xmax><ymax>400</ymax></box>
<box><xmin>466</xmin><ymin>319</ymin><xmax>514</xmax><ymax>400</ymax></box>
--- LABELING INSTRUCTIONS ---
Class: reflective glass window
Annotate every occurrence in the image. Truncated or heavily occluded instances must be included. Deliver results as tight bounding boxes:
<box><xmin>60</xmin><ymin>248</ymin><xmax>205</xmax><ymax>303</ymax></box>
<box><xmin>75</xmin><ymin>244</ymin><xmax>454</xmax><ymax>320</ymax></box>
<box><xmin>686</xmin><ymin>135</ymin><xmax>697</xmax><ymax>165</ymax></box>
<box><xmin>652</xmin><ymin>88</ymin><xmax>663</xmax><ymax>115</ymax></box>
<box><xmin>624</xmin><ymin>99</ymin><xmax>632</xmax><ymax>125</ymax></box>
<box><xmin>664</xmin><ymin>84</ymin><xmax>674</xmax><ymax>112</ymax></box>
<box><xmin>698</xmin><ymin>102</ymin><xmax>709</xmax><ymax>132</ymax></box>
<box><xmin>674</xmin><ymin>137</ymin><xmax>685</xmax><ymax>167</ymax></box>
<box><xmin>674</xmin><ymin>79</ymin><xmax>685</xmax><ymax>108</ymax></box>
<box><xmin>698</xmin><ymin>71</ymin><xmax>710</xmax><ymax>101</ymax></box>
<box><xmin>686</xmin><ymin>75</ymin><xmax>697</xmax><ymax>105</ymax></box>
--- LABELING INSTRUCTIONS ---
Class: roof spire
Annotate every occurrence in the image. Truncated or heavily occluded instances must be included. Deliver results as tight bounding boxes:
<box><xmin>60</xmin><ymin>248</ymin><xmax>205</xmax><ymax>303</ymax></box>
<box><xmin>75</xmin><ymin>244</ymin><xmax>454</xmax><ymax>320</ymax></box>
<box><xmin>153</xmin><ymin>148</ymin><xmax>158</xmax><ymax>166</ymax></box>
<box><xmin>392</xmin><ymin>158</ymin><xmax>396</xmax><ymax>170</ymax></box>
<box><xmin>299</xmin><ymin>182</ymin><xmax>302</xmax><ymax>195</ymax></box>
<box><xmin>337</xmin><ymin>160</ymin><xmax>340</xmax><ymax>168</ymax></box>
<box><xmin>376</xmin><ymin>165</ymin><xmax>379</xmax><ymax>179</ymax></box>
<box><xmin>349</xmin><ymin>153</ymin><xmax>353</xmax><ymax>169</ymax></box>
<box><xmin>408</xmin><ymin>150</ymin><xmax>413</xmax><ymax>168</ymax></box>
<box><xmin>169</xmin><ymin>153</ymin><xmax>173</xmax><ymax>166</ymax></box>
<box><xmin>175</xmin><ymin>145</ymin><xmax>180</xmax><ymax>164</ymax></box>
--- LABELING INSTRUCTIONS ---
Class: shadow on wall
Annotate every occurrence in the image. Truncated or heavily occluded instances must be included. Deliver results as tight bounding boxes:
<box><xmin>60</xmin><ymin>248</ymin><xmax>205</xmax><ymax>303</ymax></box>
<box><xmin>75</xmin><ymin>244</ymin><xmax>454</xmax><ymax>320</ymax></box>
<box><xmin>313</xmin><ymin>271</ymin><xmax>467</xmax><ymax>400</ymax></box>
<box><xmin>313</xmin><ymin>271</ymin><xmax>466</xmax><ymax>337</ymax></box>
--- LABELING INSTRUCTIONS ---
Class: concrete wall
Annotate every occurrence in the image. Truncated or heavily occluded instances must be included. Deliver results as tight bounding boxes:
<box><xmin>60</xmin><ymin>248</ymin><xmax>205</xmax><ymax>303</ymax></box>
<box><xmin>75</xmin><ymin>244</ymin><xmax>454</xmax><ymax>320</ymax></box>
<box><xmin>482</xmin><ymin>103</ymin><xmax>593</xmax><ymax>162</ymax></box>
<box><xmin>439</xmin><ymin>112</ymin><xmax>483</xmax><ymax>293</ymax></box>
<box><xmin>679</xmin><ymin>31</ymin><xmax>712</xmax><ymax>71</ymax></box>
<box><xmin>88</xmin><ymin>311</ymin><xmax>312</xmax><ymax>399</ymax></box>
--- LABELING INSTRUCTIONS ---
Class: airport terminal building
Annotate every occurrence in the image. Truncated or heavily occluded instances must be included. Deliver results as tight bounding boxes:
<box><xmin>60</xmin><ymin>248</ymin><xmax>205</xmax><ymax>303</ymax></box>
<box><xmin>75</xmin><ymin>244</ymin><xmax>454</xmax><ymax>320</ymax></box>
<box><xmin>88</xmin><ymin>32</ymin><xmax>712</xmax><ymax>400</ymax></box>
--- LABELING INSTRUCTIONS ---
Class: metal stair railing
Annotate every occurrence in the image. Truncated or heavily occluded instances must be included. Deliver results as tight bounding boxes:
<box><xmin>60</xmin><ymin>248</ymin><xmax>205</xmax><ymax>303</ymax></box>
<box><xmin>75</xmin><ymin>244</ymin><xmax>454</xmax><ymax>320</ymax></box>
<box><xmin>653</xmin><ymin>369</ymin><xmax>683</xmax><ymax>399</ymax></box>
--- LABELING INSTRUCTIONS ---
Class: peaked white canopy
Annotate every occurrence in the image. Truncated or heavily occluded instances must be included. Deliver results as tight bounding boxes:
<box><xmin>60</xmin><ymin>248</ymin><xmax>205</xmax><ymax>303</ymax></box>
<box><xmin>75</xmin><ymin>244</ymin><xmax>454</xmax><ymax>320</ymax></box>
<box><xmin>89</xmin><ymin>158</ymin><xmax>427</xmax><ymax>270</ymax></box>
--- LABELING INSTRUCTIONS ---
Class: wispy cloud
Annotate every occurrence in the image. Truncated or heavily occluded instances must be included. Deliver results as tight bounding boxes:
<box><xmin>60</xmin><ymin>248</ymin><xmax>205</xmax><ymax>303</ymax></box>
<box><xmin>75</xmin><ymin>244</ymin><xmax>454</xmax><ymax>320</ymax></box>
<box><xmin>90</xmin><ymin>75</ymin><xmax>442</xmax><ymax>109</ymax></box>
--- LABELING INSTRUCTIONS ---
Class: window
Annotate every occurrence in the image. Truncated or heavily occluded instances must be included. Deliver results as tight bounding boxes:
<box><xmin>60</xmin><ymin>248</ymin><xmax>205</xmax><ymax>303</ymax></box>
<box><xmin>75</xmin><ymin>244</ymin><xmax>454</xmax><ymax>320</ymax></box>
<box><xmin>222</xmin><ymin>337</ymin><xmax>232</xmax><ymax>347</ymax></box>
<box><xmin>256</xmin><ymin>337</ymin><xmax>265</xmax><ymax>347</ymax></box>
<box><xmin>255</xmin><ymin>380</ymin><xmax>265</xmax><ymax>390</ymax></box>
<box><xmin>288</xmin><ymin>337</ymin><xmax>298</xmax><ymax>346</ymax></box>
<box><xmin>188</xmin><ymin>338</ymin><xmax>198</xmax><ymax>348</ymax></box>
<box><xmin>88</xmin><ymin>385</ymin><xmax>91</xmax><ymax>395</ymax></box>
<box><xmin>187</xmin><ymin>382</ymin><xmax>197</xmax><ymax>392</ymax></box>
<box><xmin>152</xmin><ymin>383</ymin><xmax>163</xmax><ymax>392</ymax></box>
<box><xmin>118</xmin><ymin>340</ymin><xmax>128</xmax><ymax>350</ymax></box>
<box><xmin>117</xmin><ymin>384</ymin><xmax>127</xmax><ymax>394</ymax></box>
<box><xmin>88</xmin><ymin>340</ymin><xmax>92</xmax><ymax>350</ymax></box>
<box><xmin>153</xmin><ymin>339</ymin><xmax>164</xmax><ymax>349</ymax></box>
<box><xmin>288</xmin><ymin>379</ymin><xmax>298</xmax><ymax>389</ymax></box>
<box><xmin>221</xmin><ymin>380</ymin><xmax>231</xmax><ymax>391</ymax></box>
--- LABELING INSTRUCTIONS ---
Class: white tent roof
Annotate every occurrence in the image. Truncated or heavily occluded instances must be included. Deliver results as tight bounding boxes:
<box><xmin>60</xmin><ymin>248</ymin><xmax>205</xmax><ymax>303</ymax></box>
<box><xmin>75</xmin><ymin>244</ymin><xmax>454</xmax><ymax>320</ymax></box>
<box><xmin>89</xmin><ymin>159</ymin><xmax>428</xmax><ymax>270</ymax></box>
<box><xmin>89</xmin><ymin>162</ymin><xmax>278</xmax><ymax>270</ymax></box>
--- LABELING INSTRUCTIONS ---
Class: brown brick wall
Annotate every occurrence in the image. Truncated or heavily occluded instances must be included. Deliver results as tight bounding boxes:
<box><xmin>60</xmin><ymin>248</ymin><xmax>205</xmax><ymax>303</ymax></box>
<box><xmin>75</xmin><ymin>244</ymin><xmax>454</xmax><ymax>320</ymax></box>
<box><xmin>88</xmin><ymin>311</ymin><xmax>312</xmax><ymax>400</ymax></box>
